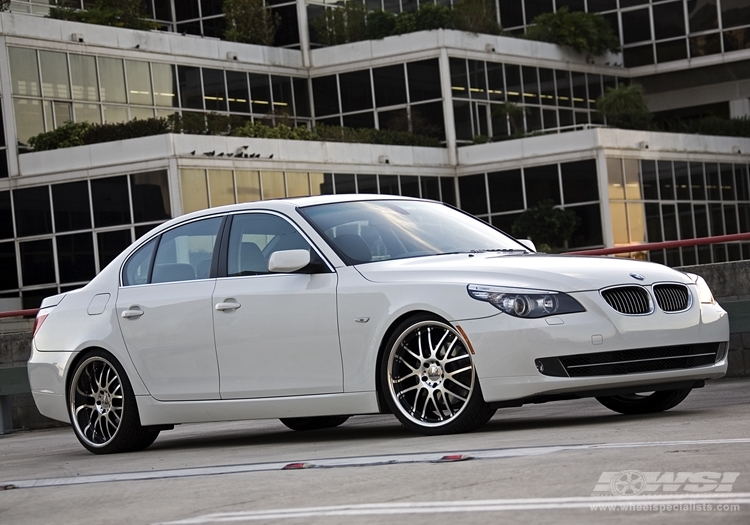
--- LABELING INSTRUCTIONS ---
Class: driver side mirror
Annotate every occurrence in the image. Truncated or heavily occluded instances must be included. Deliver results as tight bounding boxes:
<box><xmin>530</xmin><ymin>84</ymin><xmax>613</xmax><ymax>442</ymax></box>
<box><xmin>268</xmin><ymin>250</ymin><xmax>311</xmax><ymax>273</ymax></box>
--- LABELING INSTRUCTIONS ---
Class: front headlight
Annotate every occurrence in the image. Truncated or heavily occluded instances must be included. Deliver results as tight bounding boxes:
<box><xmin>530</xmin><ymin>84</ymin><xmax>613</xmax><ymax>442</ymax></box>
<box><xmin>468</xmin><ymin>284</ymin><xmax>585</xmax><ymax>318</ymax></box>
<box><xmin>685</xmin><ymin>273</ymin><xmax>716</xmax><ymax>304</ymax></box>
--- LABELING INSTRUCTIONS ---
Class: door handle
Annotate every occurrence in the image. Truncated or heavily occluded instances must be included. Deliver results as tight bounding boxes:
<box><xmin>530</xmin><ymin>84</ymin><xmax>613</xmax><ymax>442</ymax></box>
<box><xmin>121</xmin><ymin>307</ymin><xmax>144</xmax><ymax>319</ymax></box>
<box><xmin>215</xmin><ymin>302</ymin><xmax>241</xmax><ymax>311</ymax></box>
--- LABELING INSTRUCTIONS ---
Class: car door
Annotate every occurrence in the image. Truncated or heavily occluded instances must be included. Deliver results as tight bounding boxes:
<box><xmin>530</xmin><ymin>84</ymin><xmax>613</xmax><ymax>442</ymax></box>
<box><xmin>212</xmin><ymin>212</ymin><xmax>343</xmax><ymax>399</ymax></box>
<box><xmin>116</xmin><ymin>216</ymin><xmax>224</xmax><ymax>401</ymax></box>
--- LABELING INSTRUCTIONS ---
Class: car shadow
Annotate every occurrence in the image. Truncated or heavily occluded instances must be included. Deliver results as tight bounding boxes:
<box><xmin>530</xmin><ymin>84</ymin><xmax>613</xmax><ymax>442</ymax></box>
<box><xmin>146</xmin><ymin>407</ymin><xmax>708</xmax><ymax>453</ymax></box>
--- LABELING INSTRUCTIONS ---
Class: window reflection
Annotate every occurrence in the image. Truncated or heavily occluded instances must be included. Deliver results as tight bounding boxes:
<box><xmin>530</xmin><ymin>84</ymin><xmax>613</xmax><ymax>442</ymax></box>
<box><xmin>178</xmin><ymin>66</ymin><xmax>203</xmax><ymax>110</ymax></box>
<box><xmin>237</xmin><ymin>171</ymin><xmax>261</xmax><ymax>202</ymax></box>
<box><xmin>203</xmin><ymin>69</ymin><xmax>227</xmax><ymax>112</ymax></box>
<box><xmin>13</xmin><ymin>98</ymin><xmax>44</xmax><ymax>143</ymax></box>
<box><xmin>286</xmin><ymin>172</ymin><xmax>310</xmax><ymax>197</ymax></box>
<box><xmin>261</xmin><ymin>171</ymin><xmax>285</xmax><ymax>200</ymax></box>
<box><xmin>208</xmin><ymin>169</ymin><xmax>235</xmax><ymax>207</ymax></box>
<box><xmin>99</xmin><ymin>57</ymin><xmax>127</xmax><ymax>104</ymax></box>
<box><xmin>250</xmin><ymin>73</ymin><xmax>272</xmax><ymax>115</ymax></box>
<box><xmin>227</xmin><ymin>71</ymin><xmax>250</xmax><ymax>113</ymax></box>
<box><xmin>152</xmin><ymin>63</ymin><xmax>178</xmax><ymax>107</ymax></box>
<box><xmin>70</xmin><ymin>54</ymin><xmax>99</xmax><ymax>102</ymax></box>
<box><xmin>40</xmin><ymin>51</ymin><xmax>70</xmax><ymax>100</ymax></box>
<box><xmin>180</xmin><ymin>169</ymin><xmax>209</xmax><ymax>213</ymax></box>
<box><xmin>126</xmin><ymin>60</ymin><xmax>153</xmax><ymax>106</ymax></box>
<box><xmin>9</xmin><ymin>47</ymin><xmax>40</xmax><ymax>97</ymax></box>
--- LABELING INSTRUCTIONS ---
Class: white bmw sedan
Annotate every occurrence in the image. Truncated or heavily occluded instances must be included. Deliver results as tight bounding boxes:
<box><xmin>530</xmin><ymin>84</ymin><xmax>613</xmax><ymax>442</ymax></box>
<box><xmin>29</xmin><ymin>195</ymin><xmax>729</xmax><ymax>454</ymax></box>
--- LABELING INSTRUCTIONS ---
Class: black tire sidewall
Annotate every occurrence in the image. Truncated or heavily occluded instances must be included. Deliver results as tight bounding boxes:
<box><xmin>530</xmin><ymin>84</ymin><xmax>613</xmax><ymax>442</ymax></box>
<box><xmin>596</xmin><ymin>388</ymin><xmax>692</xmax><ymax>415</ymax></box>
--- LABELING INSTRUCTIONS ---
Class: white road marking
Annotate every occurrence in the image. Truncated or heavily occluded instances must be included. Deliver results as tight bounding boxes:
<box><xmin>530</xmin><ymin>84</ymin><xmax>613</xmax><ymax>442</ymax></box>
<box><xmin>2</xmin><ymin>437</ymin><xmax>749</xmax><ymax>490</ymax></box>
<box><xmin>154</xmin><ymin>494</ymin><xmax>750</xmax><ymax>524</ymax></box>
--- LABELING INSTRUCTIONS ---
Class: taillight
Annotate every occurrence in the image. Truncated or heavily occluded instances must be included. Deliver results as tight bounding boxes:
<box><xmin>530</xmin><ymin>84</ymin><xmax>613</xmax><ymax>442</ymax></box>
<box><xmin>32</xmin><ymin>312</ymin><xmax>49</xmax><ymax>338</ymax></box>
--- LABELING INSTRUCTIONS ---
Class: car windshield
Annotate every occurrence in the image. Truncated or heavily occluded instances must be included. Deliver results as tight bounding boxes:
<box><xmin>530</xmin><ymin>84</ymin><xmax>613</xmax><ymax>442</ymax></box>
<box><xmin>300</xmin><ymin>200</ymin><xmax>529</xmax><ymax>265</ymax></box>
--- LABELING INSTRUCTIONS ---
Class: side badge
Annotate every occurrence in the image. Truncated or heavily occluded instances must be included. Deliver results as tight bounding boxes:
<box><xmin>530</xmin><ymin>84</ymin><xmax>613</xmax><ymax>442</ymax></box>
<box><xmin>355</xmin><ymin>317</ymin><xmax>370</xmax><ymax>323</ymax></box>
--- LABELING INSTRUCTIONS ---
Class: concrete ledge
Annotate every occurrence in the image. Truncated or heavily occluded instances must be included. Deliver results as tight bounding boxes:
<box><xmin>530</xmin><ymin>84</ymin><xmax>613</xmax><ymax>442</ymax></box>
<box><xmin>0</xmin><ymin>332</ymin><xmax>67</xmax><ymax>432</ymax></box>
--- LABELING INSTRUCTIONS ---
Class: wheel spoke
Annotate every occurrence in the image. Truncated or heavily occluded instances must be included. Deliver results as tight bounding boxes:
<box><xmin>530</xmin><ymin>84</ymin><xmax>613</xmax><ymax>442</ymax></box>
<box><xmin>445</xmin><ymin>365</ymin><xmax>472</xmax><ymax>378</ymax></box>
<box><xmin>444</xmin><ymin>377</ymin><xmax>471</xmax><ymax>396</ymax></box>
<box><xmin>388</xmin><ymin>320</ymin><xmax>476</xmax><ymax>427</ymax></box>
<box><xmin>432</xmin><ymin>329</ymin><xmax>450</xmax><ymax>359</ymax></box>
<box><xmin>443</xmin><ymin>353</ymin><xmax>470</xmax><ymax>366</ymax></box>
<box><xmin>392</xmin><ymin>370</ymin><xmax>418</xmax><ymax>384</ymax></box>
<box><xmin>75</xmin><ymin>404</ymin><xmax>94</xmax><ymax>417</ymax></box>
<box><xmin>438</xmin><ymin>388</ymin><xmax>454</xmax><ymax>416</ymax></box>
<box><xmin>395</xmin><ymin>354</ymin><xmax>418</xmax><ymax>372</ymax></box>
<box><xmin>399</xmin><ymin>383</ymin><xmax>421</xmax><ymax>396</ymax></box>
<box><xmin>76</xmin><ymin>385</ymin><xmax>93</xmax><ymax>398</ymax></box>
<box><xmin>420</xmin><ymin>390</ymin><xmax>430</xmax><ymax>420</ymax></box>
<box><xmin>401</xmin><ymin>342</ymin><xmax>423</xmax><ymax>363</ymax></box>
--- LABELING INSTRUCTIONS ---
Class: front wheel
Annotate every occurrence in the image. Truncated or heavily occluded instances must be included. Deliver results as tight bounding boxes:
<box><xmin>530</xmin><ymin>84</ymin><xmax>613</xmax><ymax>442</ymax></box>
<box><xmin>380</xmin><ymin>315</ymin><xmax>495</xmax><ymax>435</ymax></box>
<box><xmin>596</xmin><ymin>388</ymin><xmax>692</xmax><ymax>415</ymax></box>
<box><xmin>68</xmin><ymin>350</ymin><xmax>158</xmax><ymax>454</ymax></box>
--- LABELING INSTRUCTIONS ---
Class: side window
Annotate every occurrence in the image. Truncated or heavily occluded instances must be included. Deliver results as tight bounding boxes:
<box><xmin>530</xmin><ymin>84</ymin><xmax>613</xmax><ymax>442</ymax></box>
<box><xmin>151</xmin><ymin>217</ymin><xmax>222</xmax><ymax>284</ymax></box>
<box><xmin>227</xmin><ymin>213</ymin><xmax>312</xmax><ymax>277</ymax></box>
<box><xmin>122</xmin><ymin>238</ymin><xmax>157</xmax><ymax>286</ymax></box>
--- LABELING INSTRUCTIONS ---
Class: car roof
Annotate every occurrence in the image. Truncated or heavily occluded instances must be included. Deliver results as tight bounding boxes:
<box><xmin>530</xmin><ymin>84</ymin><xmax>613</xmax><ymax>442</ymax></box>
<box><xmin>182</xmin><ymin>193</ymin><xmax>421</xmax><ymax>219</ymax></box>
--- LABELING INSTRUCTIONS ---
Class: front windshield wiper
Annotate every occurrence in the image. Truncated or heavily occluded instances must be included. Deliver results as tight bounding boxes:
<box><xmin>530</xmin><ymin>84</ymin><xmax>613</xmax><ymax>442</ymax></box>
<box><xmin>439</xmin><ymin>248</ymin><xmax>530</xmax><ymax>255</ymax></box>
<box><xmin>470</xmin><ymin>248</ymin><xmax>529</xmax><ymax>253</ymax></box>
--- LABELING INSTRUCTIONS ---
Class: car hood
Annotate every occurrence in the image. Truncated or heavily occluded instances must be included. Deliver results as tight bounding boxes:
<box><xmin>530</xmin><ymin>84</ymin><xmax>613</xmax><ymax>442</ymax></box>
<box><xmin>354</xmin><ymin>253</ymin><xmax>693</xmax><ymax>292</ymax></box>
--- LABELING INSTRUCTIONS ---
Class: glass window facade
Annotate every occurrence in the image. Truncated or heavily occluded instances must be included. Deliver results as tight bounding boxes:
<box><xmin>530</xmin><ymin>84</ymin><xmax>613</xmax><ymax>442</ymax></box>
<box><xmin>179</xmin><ymin>168</ymin><xmax>454</xmax><ymax>214</ymax></box>
<box><xmin>0</xmin><ymin>170</ymin><xmax>171</xmax><ymax>307</ymax></box>
<box><xmin>495</xmin><ymin>1</ymin><xmax>750</xmax><ymax>67</ymax></box>
<box><xmin>608</xmin><ymin>158</ymin><xmax>750</xmax><ymax>266</ymax></box>
<box><xmin>460</xmin><ymin>159</ymin><xmax>603</xmax><ymax>249</ymax></box>
<box><xmin>311</xmin><ymin>59</ymin><xmax>445</xmax><ymax>141</ymax></box>
<box><xmin>9</xmin><ymin>47</ymin><xmax>311</xmax><ymax>145</ymax></box>
<box><xmin>450</xmin><ymin>59</ymin><xmax>619</xmax><ymax>141</ymax></box>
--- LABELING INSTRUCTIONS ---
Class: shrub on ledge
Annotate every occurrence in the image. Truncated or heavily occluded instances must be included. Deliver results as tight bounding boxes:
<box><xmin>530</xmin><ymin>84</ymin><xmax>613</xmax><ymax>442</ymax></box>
<box><xmin>524</xmin><ymin>7</ymin><xmax>619</xmax><ymax>56</ymax></box>
<box><xmin>49</xmin><ymin>0</ymin><xmax>157</xmax><ymax>31</ymax></box>
<box><xmin>26</xmin><ymin>115</ymin><xmax>441</xmax><ymax>152</ymax></box>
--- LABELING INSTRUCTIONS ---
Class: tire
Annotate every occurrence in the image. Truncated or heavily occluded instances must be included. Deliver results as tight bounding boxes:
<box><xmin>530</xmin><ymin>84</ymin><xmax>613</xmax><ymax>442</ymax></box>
<box><xmin>380</xmin><ymin>314</ymin><xmax>495</xmax><ymax>435</ymax></box>
<box><xmin>68</xmin><ymin>350</ymin><xmax>158</xmax><ymax>454</ymax></box>
<box><xmin>596</xmin><ymin>388</ymin><xmax>692</xmax><ymax>415</ymax></box>
<box><xmin>279</xmin><ymin>415</ymin><xmax>350</xmax><ymax>431</ymax></box>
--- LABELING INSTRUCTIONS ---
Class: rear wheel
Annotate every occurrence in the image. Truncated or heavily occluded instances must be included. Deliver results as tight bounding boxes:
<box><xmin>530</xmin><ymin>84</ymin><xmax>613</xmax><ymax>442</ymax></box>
<box><xmin>596</xmin><ymin>388</ymin><xmax>692</xmax><ymax>415</ymax></box>
<box><xmin>280</xmin><ymin>416</ymin><xmax>349</xmax><ymax>431</ymax></box>
<box><xmin>380</xmin><ymin>315</ymin><xmax>495</xmax><ymax>435</ymax></box>
<box><xmin>68</xmin><ymin>350</ymin><xmax>158</xmax><ymax>454</ymax></box>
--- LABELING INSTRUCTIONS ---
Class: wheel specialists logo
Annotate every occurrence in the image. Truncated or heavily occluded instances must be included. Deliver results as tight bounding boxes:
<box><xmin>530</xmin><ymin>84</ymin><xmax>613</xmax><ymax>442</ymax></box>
<box><xmin>593</xmin><ymin>471</ymin><xmax>741</xmax><ymax>496</ymax></box>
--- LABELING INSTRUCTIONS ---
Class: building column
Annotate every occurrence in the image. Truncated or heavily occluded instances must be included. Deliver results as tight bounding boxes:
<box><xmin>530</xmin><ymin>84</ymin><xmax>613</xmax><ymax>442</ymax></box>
<box><xmin>596</xmin><ymin>147</ymin><xmax>614</xmax><ymax>249</ymax></box>
<box><xmin>729</xmin><ymin>99</ymin><xmax>750</xmax><ymax>119</ymax></box>
<box><xmin>297</xmin><ymin>0</ymin><xmax>312</xmax><ymax>68</ymax></box>
<box><xmin>438</xmin><ymin>45</ymin><xmax>457</xmax><ymax>166</ymax></box>
<box><xmin>0</xmin><ymin>35</ymin><xmax>20</xmax><ymax>177</ymax></box>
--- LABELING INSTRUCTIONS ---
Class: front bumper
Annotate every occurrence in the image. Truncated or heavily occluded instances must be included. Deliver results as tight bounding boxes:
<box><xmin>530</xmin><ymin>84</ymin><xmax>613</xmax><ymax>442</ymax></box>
<box><xmin>458</xmin><ymin>291</ymin><xmax>729</xmax><ymax>404</ymax></box>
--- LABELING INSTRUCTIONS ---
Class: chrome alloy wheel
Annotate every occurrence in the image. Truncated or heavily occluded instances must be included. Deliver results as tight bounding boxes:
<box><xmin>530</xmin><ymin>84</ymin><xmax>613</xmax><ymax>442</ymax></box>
<box><xmin>387</xmin><ymin>320</ymin><xmax>476</xmax><ymax>427</ymax></box>
<box><xmin>69</xmin><ymin>356</ymin><xmax>125</xmax><ymax>448</ymax></box>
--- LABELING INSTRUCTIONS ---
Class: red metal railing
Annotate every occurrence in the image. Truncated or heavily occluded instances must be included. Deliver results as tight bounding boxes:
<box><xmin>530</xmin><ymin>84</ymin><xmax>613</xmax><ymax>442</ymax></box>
<box><xmin>0</xmin><ymin>309</ymin><xmax>39</xmax><ymax>319</ymax></box>
<box><xmin>566</xmin><ymin>232</ymin><xmax>750</xmax><ymax>256</ymax></box>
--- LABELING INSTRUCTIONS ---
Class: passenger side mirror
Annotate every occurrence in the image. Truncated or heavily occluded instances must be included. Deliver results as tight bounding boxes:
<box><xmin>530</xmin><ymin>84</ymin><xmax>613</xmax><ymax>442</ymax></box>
<box><xmin>268</xmin><ymin>250</ymin><xmax>311</xmax><ymax>273</ymax></box>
